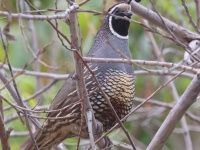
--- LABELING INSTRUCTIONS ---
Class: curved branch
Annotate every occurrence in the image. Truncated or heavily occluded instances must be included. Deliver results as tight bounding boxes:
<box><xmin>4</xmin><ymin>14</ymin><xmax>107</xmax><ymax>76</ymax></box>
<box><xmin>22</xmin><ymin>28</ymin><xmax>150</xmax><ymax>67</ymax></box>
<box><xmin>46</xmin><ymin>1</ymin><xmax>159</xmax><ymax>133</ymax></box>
<box><xmin>127</xmin><ymin>0</ymin><xmax>200</xmax><ymax>43</ymax></box>
<box><xmin>147</xmin><ymin>73</ymin><xmax>200</xmax><ymax>150</ymax></box>
<box><xmin>0</xmin><ymin>4</ymin><xmax>79</xmax><ymax>20</ymax></box>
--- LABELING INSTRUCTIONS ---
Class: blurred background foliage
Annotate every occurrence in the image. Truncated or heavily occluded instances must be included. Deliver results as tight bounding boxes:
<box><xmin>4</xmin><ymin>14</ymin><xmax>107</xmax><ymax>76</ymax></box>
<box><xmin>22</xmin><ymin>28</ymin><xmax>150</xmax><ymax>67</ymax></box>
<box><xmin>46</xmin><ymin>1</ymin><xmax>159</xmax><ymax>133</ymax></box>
<box><xmin>0</xmin><ymin>0</ymin><xmax>199</xmax><ymax>150</ymax></box>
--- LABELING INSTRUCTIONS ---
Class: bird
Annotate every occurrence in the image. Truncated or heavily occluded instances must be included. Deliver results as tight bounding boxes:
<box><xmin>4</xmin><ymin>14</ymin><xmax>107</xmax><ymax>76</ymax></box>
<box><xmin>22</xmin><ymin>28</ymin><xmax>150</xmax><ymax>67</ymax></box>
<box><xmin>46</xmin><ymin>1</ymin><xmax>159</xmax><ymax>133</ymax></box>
<box><xmin>20</xmin><ymin>2</ymin><xmax>135</xmax><ymax>150</ymax></box>
<box><xmin>184</xmin><ymin>40</ymin><xmax>200</xmax><ymax>68</ymax></box>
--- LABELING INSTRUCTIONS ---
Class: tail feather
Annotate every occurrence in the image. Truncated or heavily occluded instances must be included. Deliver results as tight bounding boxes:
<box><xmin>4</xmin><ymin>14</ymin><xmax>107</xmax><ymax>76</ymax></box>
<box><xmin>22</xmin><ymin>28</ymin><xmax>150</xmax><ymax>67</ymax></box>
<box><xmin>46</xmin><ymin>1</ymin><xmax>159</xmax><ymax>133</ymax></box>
<box><xmin>19</xmin><ymin>130</ymin><xmax>40</xmax><ymax>150</ymax></box>
<box><xmin>19</xmin><ymin>122</ymin><xmax>85</xmax><ymax>150</ymax></box>
<box><xmin>19</xmin><ymin>128</ymin><xmax>70</xmax><ymax>150</ymax></box>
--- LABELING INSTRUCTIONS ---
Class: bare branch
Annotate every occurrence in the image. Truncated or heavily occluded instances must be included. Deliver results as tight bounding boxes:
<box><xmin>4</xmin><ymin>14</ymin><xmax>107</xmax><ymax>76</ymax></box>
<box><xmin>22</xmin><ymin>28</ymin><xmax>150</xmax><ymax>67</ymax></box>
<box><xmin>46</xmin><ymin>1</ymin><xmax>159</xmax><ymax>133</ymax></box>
<box><xmin>0</xmin><ymin>40</ymin><xmax>41</xmax><ymax>129</ymax></box>
<box><xmin>127</xmin><ymin>0</ymin><xmax>200</xmax><ymax>43</ymax></box>
<box><xmin>181</xmin><ymin>0</ymin><xmax>200</xmax><ymax>33</ymax></box>
<box><xmin>144</xmin><ymin>19</ymin><xmax>193</xmax><ymax>149</ymax></box>
<box><xmin>0</xmin><ymin>4</ymin><xmax>79</xmax><ymax>20</ymax></box>
<box><xmin>194</xmin><ymin>0</ymin><xmax>200</xmax><ymax>27</ymax></box>
<box><xmin>1</xmin><ymin>62</ymin><xmax>195</xmax><ymax>80</ymax></box>
<box><xmin>0</xmin><ymin>98</ymin><xmax>11</xmax><ymax>150</ymax></box>
<box><xmin>83</xmin><ymin>57</ymin><xmax>198</xmax><ymax>74</ymax></box>
<box><xmin>67</xmin><ymin>2</ymin><xmax>98</xmax><ymax>149</ymax></box>
<box><xmin>0</xmin><ymin>28</ymin><xmax>39</xmax><ymax>149</ymax></box>
<box><xmin>0</xmin><ymin>63</ymin><xmax>68</xmax><ymax>79</ymax></box>
<box><xmin>147</xmin><ymin>73</ymin><xmax>200</xmax><ymax>150</ymax></box>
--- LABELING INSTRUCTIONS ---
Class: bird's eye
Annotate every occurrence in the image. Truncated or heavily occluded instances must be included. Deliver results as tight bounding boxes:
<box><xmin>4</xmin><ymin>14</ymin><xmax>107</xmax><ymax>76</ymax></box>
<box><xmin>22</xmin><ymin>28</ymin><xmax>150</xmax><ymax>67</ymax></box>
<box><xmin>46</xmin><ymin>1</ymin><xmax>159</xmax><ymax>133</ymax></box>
<box><xmin>114</xmin><ymin>8</ymin><xmax>120</xmax><ymax>14</ymax></box>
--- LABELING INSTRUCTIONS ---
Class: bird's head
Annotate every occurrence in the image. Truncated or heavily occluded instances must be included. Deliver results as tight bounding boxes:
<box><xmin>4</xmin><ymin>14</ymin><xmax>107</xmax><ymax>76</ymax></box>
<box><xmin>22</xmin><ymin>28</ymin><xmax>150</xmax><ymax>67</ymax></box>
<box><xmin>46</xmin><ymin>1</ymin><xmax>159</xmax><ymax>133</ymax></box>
<box><xmin>106</xmin><ymin>3</ymin><xmax>132</xmax><ymax>39</ymax></box>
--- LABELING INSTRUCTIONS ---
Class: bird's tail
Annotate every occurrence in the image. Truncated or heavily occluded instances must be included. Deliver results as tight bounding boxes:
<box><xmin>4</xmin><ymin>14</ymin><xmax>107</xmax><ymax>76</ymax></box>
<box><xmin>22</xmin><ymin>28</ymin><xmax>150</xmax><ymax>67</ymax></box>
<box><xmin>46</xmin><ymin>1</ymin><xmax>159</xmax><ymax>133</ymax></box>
<box><xmin>19</xmin><ymin>126</ymin><xmax>70</xmax><ymax>150</ymax></box>
<box><xmin>19</xmin><ymin>129</ymin><xmax>41</xmax><ymax>150</ymax></box>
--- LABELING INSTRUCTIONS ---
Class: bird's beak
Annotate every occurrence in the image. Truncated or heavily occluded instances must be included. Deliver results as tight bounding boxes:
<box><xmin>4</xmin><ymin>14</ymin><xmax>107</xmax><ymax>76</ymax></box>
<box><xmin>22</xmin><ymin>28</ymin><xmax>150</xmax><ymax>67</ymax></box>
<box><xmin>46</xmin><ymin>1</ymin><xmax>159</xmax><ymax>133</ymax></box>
<box><xmin>124</xmin><ymin>10</ymin><xmax>132</xmax><ymax>18</ymax></box>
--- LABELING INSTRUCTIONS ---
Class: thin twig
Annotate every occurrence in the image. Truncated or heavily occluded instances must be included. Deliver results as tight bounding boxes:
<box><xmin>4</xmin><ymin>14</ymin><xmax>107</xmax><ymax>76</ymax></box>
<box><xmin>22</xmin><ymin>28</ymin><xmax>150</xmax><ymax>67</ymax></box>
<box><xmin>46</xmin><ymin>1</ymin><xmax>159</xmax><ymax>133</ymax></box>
<box><xmin>181</xmin><ymin>0</ymin><xmax>200</xmax><ymax>33</ymax></box>
<box><xmin>0</xmin><ymin>63</ymin><xmax>68</xmax><ymax>79</ymax></box>
<box><xmin>23</xmin><ymin>2</ymin><xmax>41</xmax><ymax>105</ymax></box>
<box><xmin>144</xmin><ymin>19</ymin><xmax>193</xmax><ymax>150</ymax></box>
<box><xmin>0</xmin><ymin>62</ymin><xmax>195</xmax><ymax>79</ymax></box>
<box><xmin>0</xmin><ymin>98</ymin><xmax>11</xmax><ymax>150</ymax></box>
<box><xmin>83</xmin><ymin>57</ymin><xmax>198</xmax><ymax>74</ymax></box>
<box><xmin>127</xmin><ymin>0</ymin><xmax>200</xmax><ymax>43</ymax></box>
<box><xmin>67</xmin><ymin>2</ymin><xmax>96</xmax><ymax>149</ymax></box>
<box><xmin>4</xmin><ymin>80</ymin><xmax>58</xmax><ymax>111</ymax></box>
<box><xmin>0</xmin><ymin>4</ymin><xmax>79</xmax><ymax>20</ymax></box>
<box><xmin>194</xmin><ymin>0</ymin><xmax>200</xmax><ymax>27</ymax></box>
<box><xmin>147</xmin><ymin>73</ymin><xmax>200</xmax><ymax>150</ymax></box>
<box><xmin>0</xmin><ymin>28</ymin><xmax>39</xmax><ymax>149</ymax></box>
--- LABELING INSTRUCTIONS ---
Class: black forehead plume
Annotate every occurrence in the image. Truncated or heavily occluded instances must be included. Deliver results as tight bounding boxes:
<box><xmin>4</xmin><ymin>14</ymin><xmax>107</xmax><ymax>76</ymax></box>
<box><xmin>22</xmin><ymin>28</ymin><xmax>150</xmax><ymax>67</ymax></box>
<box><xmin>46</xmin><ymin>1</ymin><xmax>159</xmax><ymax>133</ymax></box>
<box><xmin>108</xmin><ymin>2</ymin><xmax>127</xmax><ymax>13</ymax></box>
<box><xmin>107</xmin><ymin>3</ymin><xmax>131</xmax><ymax>14</ymax></box>
<box><xmin>108</xmin><ymin>3</ymin><xmax>121</xmax><ymax>11</ymax></box>
<box><xmin>128</xmin><ymin>0</ymin><xmax>141</xmax><ymax>3</ymax></box>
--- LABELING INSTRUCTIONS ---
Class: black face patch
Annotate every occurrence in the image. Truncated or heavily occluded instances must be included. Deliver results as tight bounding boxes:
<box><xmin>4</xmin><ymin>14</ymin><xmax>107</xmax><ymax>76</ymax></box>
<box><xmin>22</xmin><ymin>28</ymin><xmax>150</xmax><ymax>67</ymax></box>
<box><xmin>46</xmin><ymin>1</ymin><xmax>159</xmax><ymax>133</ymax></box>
<box><xmin>107</xmin><ymin>3</ymin><xmax>132</xmax><ymax>38</ymax></box>
<box><xmin>111</xmin><ymin>14</ymin><xmax>130</xmax><ymax>37</ymax></box>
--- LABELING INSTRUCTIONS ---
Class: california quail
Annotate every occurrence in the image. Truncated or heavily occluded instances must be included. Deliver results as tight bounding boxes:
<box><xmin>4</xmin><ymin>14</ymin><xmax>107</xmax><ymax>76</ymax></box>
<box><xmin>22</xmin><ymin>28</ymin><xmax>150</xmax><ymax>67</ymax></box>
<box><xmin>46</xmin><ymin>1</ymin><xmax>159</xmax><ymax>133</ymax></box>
<box><xmin>184</xmin><ymin>40</ymin><xmax>200</xmax><ymax>67</ymax></box>
<box><xmin>20</xmin><ymin>2</ymin><xmax>134</xmax><ymax>150</ymax></box>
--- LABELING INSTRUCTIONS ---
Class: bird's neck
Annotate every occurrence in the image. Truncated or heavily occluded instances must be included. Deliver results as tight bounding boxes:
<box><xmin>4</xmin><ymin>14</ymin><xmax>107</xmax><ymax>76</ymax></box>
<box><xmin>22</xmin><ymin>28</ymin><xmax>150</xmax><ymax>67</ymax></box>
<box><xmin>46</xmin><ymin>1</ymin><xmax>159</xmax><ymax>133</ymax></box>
<box><xmin>88</xmin><ymin>24</ymin><xmax>129</xmax><ymax>56</ymax></box>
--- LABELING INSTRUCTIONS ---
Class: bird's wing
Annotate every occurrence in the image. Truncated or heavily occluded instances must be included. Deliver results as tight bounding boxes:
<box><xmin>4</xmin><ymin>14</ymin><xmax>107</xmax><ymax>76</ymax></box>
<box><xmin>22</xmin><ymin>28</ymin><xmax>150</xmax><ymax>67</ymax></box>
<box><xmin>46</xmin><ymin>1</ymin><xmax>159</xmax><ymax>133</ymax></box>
<box><xmin>47</xmin><ymin>74</ymin><xmax>80</xmax><ymax>117</ymax></box>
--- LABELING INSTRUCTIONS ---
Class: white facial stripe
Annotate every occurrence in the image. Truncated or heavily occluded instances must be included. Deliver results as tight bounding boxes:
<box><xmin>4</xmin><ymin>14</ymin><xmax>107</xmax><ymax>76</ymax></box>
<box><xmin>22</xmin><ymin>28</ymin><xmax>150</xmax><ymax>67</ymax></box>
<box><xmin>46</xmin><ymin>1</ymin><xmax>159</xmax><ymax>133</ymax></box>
<box><xmin>108</xmin><ymin>3</ymin><xmax>129</xmax><ymax>39</ymax></box>
<box><xmin>109</xmin><ymin>16</ymin><xmax>129</xmax><ymax>39</ymax></box>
